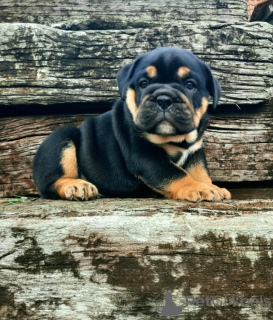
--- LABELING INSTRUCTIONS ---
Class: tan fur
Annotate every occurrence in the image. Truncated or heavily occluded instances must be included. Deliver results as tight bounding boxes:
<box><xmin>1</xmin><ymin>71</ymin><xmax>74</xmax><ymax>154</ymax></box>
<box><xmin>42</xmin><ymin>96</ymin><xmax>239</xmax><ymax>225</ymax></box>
<box><xmin>145</xmin><ymin>127</ymin><xmax>200</xmax><ymax>146</ymax></box>
<box><xmin>161</xmin><ymin>144</ymin><xmax>182</xmax><ymax>156</ymax></box>
<box><xmin>177</xmin><ymin>66</ymin><xmax>190</xmax><ymax>78</ymax></box>
<box><xmin>126</xmin><ymin>88</ymin><xmax>139</xmax><ymax>122</ymax></box>
<box><xmin>146</xmin><ymin>65</ymin><xmax>157</xmax><ymax>78</ymax></box>
<box><xmin>54</xmin><ymin>142</ymin><xmax>98</xmax><ymax>200</ymax></box>
<box><xmin>187</xmin><ymin>165</ymin><xmax>232</xmax><ymax>200</ymax></box>
<box><xmin>54</xmin><ymin>178</ymin><xmax>98</xmax><ymax>200</ymax></box>
<box><xmin>185</xmin><ymin>129</ymin><xmax>198</xmax><ymax>143</ymax></box>
<box><xmin>193</xmin><ymin>97</ymin><xmax>209</xmax><ymax>127</ymax></box>
<box><xmin>144</xmin><ymin>133</ymin><xmax>186</xmax><ymax>144</ymax></box>
<box><xmin>163</xmin><ymin>175</ymin><xmax>216</xmax><ymax>202</ymax></box>
<box><xmin>188</xmin><ymin>165</ymin><xmax>212</xmax><ymax>185</ymax></box>
<box><xmin>61</xmin><ymin>142</ymin><xmax>78</xmax><ymax>178</ymax></box>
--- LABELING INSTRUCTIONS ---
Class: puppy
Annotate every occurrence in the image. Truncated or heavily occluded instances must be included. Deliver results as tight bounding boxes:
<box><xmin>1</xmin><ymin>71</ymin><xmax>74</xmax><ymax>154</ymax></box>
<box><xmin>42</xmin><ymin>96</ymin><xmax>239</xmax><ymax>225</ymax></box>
<box><xmin>33</xmin><ymin>47</ymin><xmax>231</xmax><ymax>202</ymax></box>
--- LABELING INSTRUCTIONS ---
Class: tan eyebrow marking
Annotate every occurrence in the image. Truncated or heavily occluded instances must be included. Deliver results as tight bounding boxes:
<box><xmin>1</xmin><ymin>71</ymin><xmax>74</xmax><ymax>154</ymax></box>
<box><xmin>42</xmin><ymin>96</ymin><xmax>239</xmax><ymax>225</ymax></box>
<box><xmin>178</xmin><ymin>66</ymin><xmax>190</xmax><ymax>78</ymax></box>
<box><xmin>146</xmin><ymin>65</ymin><xmax>157</xmax><ymax>78</ymax></box>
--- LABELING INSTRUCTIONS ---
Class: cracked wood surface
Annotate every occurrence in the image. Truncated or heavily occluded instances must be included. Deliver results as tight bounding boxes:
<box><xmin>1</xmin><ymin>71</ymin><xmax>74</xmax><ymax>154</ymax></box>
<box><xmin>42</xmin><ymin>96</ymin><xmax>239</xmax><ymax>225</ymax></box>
<box><xmin>0</xmin><ymin>196</ymin><xmax>273</xmax><ymax>319</ymax></box>
<box><xmin>0</xmin><ymin>0</ymin><xmax>248</xmax><ymax>27</ymax></box>
<box><xmin>1</xmin><ymin>101</ymin><xmax>273</xmax><ymax>197</ymax></box>
<box><xmin>0</xmin><ymin>1</ymin><xmax>272</xmax><ymax>319</ymax></box>
<box><xmin>0</xmin><ymin>20</ymin><xmax>272</xmax><ymax>107</ymax></box>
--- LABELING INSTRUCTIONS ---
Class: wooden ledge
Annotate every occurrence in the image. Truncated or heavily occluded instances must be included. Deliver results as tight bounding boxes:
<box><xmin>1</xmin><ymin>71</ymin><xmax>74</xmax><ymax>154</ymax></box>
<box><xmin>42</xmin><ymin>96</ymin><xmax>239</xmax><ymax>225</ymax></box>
<box><xmin>0</xmin><ymin>192</ymin><xmax>273</xmax><ymax>319</ymax></box>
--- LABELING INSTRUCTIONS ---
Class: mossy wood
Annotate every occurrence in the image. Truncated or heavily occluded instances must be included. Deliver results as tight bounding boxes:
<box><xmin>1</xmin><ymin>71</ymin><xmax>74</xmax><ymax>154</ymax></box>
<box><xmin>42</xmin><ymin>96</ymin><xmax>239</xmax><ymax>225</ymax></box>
<box><xmin>0</xmin><ymin>1</ymin><xmax>273</xmax><ymax>319</ymax></box>
<box><xmin>1</xmin><ymin>197</ymin><xmax>273</xmax><ymax>319</ymax></box>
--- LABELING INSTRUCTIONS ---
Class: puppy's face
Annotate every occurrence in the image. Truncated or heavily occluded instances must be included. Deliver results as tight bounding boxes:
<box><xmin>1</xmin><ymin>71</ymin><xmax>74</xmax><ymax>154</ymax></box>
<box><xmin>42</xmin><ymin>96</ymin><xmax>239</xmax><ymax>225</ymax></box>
<box><xmin>117</xmin><ymin>47</ymin><xmax>221</xmax><ymax>138</ymax></box>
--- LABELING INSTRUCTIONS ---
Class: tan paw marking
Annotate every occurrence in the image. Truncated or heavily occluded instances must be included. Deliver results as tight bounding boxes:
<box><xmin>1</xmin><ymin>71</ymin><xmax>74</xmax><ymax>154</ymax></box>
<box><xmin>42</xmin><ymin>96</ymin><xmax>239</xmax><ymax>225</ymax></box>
<box><xmin>175</xmin><ymin>182</ymin><xmax>219</xmax><ymax>202</ymax></box>
<box><xmin>210</xmin><ymin>184</ymin><xmax>231</xmax><ymax>201</ymax></box>
<box><xmin>164</xmin><ymin>176</ymin><xmax>229</xmax><ymax>203</ymax></box>
<box><xmin>54</xmin><ymin>178</ymin><xmax>98</xmax><ymax>201</ymax></box>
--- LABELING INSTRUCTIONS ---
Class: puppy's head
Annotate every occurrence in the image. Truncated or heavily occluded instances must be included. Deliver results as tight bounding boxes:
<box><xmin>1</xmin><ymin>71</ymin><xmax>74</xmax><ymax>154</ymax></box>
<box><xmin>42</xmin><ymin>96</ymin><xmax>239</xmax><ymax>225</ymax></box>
<box><xmin>117</xmin><ymin>47</ymin><xmax>221</xmax><ymax>139</ymax></box>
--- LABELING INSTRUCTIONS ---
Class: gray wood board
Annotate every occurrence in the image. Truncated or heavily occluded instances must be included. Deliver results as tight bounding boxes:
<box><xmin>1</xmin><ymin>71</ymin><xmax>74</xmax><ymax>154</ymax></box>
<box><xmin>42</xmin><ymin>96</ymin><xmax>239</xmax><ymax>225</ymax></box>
<box><xmin>0</xmin><ymin>197</ymin><xmax>273</xmax><ymax>319</ymax></box>
<box><xmin>0</xmin><ymin>0</ymin><xmax>248</xmax><ymax>27</ymax></box>
<box><xmin>0</xmin><ymin>21</ymin><xmax>272</xmax><ymax>107</ymax></box>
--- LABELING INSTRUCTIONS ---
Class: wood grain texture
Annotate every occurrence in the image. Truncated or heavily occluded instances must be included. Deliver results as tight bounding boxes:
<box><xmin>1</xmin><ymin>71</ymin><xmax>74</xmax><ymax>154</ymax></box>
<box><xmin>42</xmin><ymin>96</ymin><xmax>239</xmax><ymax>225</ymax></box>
<box><xmin>1</xmin><ymin>102</ymin><xmax>272</xmax><ymax>197</ymax></box>
<box><xmin>0</xmin><ymin>0</ymin><xmax>248</xmax><ymax>27</ymax></box>
<box><xmin>0</xmin><ymin>20</ymin><xmax>272</xmax><ymax>107</ymax></box>
<box><xmin>0</xmin><ymin>197</ymin><xmax>273</xmax><ymax>319</ymax></box>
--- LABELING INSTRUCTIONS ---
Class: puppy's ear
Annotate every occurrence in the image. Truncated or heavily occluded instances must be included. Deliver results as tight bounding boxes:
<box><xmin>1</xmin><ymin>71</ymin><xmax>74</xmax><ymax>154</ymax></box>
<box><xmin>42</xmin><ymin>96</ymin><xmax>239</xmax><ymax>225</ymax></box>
<box><xmin>204</xmin><ymin>64</ymin><xmax>222</xmax><ymax>112</ymax></box>
<box><xmin>116</xmin><ymin>63</ymin><xmax>133</xmax><ymax>100</ymax></box>
<box><xmin>116</xmin><ymin>53</ymin><xmax>147</xmax><ymax>100</ymax></box>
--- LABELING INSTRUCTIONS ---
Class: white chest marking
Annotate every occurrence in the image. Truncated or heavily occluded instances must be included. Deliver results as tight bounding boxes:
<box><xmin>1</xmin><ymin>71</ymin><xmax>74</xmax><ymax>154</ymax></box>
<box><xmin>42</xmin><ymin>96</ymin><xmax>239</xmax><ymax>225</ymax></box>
<box><xmin>175</xmin><ymin>139</ymin><xmax>203</xmax><ymax>167</ymax></box>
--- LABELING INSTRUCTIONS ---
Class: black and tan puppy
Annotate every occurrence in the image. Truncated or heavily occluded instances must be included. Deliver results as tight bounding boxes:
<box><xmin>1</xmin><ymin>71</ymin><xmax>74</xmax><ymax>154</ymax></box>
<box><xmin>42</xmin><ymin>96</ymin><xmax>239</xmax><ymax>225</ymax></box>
<box><xmin>33</xmin><ymin>47</ymin><xmax>231</xmax><ymax>202</ymax></box>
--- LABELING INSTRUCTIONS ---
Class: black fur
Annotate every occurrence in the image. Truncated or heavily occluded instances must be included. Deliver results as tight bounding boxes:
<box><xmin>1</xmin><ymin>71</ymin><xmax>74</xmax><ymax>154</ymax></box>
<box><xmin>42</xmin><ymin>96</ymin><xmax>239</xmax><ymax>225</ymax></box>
<box><xmin>33</xmin><ymin>47</ymin><xmax>222</xmax><ymax>199</ymax></box>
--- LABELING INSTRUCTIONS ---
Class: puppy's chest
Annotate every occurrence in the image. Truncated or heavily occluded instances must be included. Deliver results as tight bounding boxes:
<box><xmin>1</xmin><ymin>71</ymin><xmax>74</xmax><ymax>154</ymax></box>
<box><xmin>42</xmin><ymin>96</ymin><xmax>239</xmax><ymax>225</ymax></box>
<box><xmin>161</xmin><ymin>140</ymin><xmax>203</xmax><ymax>167</ymax></box>
<box><xmin>162</xmin><ymin>144</ymin><xmax>189</xmax><ymax>166</ymax></box>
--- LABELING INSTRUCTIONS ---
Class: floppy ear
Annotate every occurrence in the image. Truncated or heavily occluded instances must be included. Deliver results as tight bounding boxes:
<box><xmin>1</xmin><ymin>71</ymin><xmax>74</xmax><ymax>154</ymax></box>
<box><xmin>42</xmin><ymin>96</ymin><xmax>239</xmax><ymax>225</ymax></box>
<box><xmin>116</xmin><ymin>63</ymin><xmax>133</xmax><ymax>100</ymax></box>
<box><xmin>116</xmin><ymin>53</ymin><xmax>147</xmax><ymax>100</ymax></box>
<box><xmin>208</xmin><ymin>76</ymin><xmax>222</xmax><ymax>111</ymax></box>
<box><xmin>204</xmin><ymin>64</ymin><xmax>222</xmax><ymax>112</ymax></box>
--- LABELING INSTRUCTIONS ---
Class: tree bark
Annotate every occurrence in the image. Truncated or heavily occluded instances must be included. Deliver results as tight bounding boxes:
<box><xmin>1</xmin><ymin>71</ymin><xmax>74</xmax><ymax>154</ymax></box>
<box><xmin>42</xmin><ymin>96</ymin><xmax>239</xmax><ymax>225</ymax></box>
<box><xmin>0</xmin><ymin>197</ymin><xmax>273</xmax><ymax>320</ymax></box>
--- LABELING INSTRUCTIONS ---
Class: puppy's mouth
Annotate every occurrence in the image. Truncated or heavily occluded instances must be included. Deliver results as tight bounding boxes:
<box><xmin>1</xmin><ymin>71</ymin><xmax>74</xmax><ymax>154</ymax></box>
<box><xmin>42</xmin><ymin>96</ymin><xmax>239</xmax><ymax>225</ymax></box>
<box><xmin>154</xmin><ymin>120</ymin><xmax>176</xmax><ymax>135</ymax></box>
<box><xmin>136</xmin><ymin>87</ymin><xmax>196</xmax><ymax>136</ymax></box>
<box><xmin>150</xmin><ymin>117</ymin><xmax>195</xmax><ymax>136</ymax></box>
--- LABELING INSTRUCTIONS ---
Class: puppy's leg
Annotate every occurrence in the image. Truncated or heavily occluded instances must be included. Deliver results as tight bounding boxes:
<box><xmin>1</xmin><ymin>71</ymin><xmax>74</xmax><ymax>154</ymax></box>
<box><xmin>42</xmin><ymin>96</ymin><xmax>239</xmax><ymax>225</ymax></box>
<box><xmin>163</xmin><ymin>175</ymin><xmax>219</xmax><ymax>202</ymax></box>
<box><xmin>184</xmin><ymin>149</ymin><xmax>231</xmax><ymax>201</ymax></box>
<box><xmin>53</xmin><ymin>142</ymin><xmax>98</xmax><ymax>201</ymax></box>
<box><xmin>187</xmin><ymin>165</ymin><xmax>231</xmax><ymax>201</ymax></box>
<box><xmin>33</xmin><ymin>126</ymin><xmax>98</xmax><ymax>200</ymax></box>
<box><xmin>138</xmin><ymin>147</ymin><xmax>230</xmax><ymax>202</ymax></box>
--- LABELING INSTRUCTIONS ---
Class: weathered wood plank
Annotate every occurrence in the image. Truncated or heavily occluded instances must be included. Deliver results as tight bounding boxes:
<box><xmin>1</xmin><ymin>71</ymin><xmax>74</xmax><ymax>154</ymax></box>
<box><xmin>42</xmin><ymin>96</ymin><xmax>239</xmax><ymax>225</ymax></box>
<box><xmin>0</xmin><ymin>21</ymin><xmax>272</xmax><ymax>107</ymax></box>
<box><xmin>0</xmin><ymin>0</ymin><xmax>248</xmax><ymax>27</ymax></box>
<box><xmin>0</xmin><ymin>197</ymin><xmax>273</xmax><ymax>319</ymax></box>
<box><xmin>1</xmin><ymin>102</ymin><xmax>272</xmax><ymax>197</ymax></box>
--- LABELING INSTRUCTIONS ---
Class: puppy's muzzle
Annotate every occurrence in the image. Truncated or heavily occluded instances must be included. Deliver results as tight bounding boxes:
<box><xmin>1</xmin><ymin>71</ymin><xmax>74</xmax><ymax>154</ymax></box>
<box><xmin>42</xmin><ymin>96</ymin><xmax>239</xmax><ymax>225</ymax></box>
<box><xmin>137</xmin><ymin>84</ymin><xmax>195</xmax><ymax>134</ymax></box>
<box><xmin>146</xmin><ymin>85</ymin><xmax>184</xmax><ymax>110</ymax></box>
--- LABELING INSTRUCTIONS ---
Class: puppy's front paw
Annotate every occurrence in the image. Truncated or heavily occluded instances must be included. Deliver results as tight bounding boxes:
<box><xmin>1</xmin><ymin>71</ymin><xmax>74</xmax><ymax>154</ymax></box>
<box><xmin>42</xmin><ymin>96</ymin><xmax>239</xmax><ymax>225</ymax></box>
<box><xmin>210</xmin><ymin>184</ymin><xmax>231</xmax><ymax>200</ymax></box>
<box><xmin>54</xmin><ymin>178</ymin><xmax>98</xmax><ymax>200</ymax></box>
<box><xmin>165</xmin><ymin>177</ymin><xmax>220</xmax><ymax>202</ymax></box>
<box><xmin>176</xmin><ymin>183</ymin><xmax>218</xmax><ymax>202</ymax></box>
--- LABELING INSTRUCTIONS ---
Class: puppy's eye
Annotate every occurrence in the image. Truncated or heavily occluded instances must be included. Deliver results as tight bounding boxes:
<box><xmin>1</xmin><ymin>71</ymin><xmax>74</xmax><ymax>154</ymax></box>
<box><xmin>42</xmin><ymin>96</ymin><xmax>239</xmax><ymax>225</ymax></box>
<box><xmin>185</xmin><ymin>81</ymin><xmax>196</xmax><ymax>90</ymax></box>
<box><xmin>139</xmin><ymin>80</ymin><xmax>149</xmax><ymax>89</ymax></box>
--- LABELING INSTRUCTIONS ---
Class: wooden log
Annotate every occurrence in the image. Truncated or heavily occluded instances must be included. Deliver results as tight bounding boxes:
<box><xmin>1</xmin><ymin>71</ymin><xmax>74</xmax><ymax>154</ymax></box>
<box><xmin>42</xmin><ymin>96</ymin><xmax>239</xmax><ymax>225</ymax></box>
<box><xmin>0</xmin><ymin>0</ymin><xmax>248</xmax><ymax>27</ymax></box>
<box><xmin>204</xmin><ymin>102</ymin><xmax>273</xmax><ymax>182</ymax></box>
<box><xmin>0</xmin><ymin>197</ymin><xmax>273</xmax><ymax>319</ymax></box>
<box><xmin>0</xmin><ymin>21</ymin><xmax>272</xmax><ymax>107</ymax></box>
<box><xmin>1</xmin><ymin>101</ymin><xmax>272</xmax><ymax>197</ymax></box>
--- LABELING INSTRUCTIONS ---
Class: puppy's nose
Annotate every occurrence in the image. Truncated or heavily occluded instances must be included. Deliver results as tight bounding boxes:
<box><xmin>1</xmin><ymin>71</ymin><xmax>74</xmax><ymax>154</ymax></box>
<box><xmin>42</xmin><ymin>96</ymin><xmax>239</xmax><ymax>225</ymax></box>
<box><xmin>156</xmin><ymin>95</ymin><xmax>173</xmax><ymax>110</ymax></box>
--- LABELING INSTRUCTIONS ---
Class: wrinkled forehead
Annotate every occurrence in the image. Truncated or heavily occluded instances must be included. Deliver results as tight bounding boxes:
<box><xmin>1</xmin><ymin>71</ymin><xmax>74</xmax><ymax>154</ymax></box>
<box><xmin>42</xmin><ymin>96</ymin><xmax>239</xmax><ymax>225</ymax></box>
<box><xmin>135</xmin><ymin>48</ymin><xmax>204</xmax><ymax>81</ymax></box>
